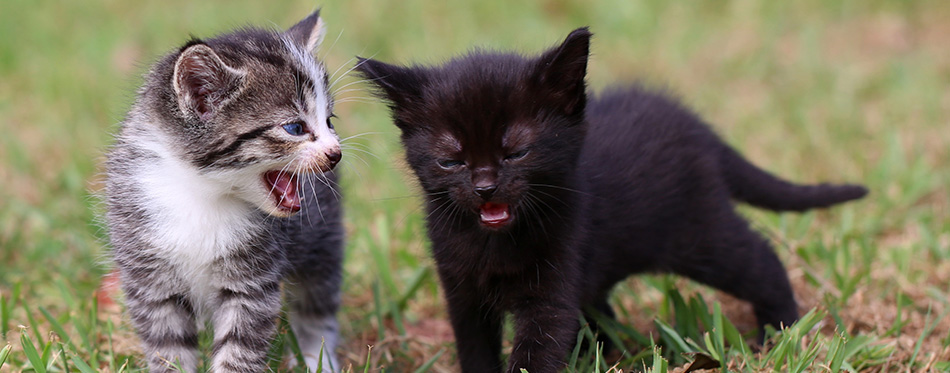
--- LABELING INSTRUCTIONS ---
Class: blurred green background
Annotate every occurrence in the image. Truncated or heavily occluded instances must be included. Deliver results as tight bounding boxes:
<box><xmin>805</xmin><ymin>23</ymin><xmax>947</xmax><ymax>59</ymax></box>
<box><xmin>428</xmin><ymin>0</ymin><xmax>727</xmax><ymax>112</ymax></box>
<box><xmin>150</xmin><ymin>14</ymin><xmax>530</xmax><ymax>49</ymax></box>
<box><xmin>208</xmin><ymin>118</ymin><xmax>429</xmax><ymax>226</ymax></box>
<box><xmin>1</xmin><ymin>0</ymin><xmax>948</xmax><ymax>371</ymax></box>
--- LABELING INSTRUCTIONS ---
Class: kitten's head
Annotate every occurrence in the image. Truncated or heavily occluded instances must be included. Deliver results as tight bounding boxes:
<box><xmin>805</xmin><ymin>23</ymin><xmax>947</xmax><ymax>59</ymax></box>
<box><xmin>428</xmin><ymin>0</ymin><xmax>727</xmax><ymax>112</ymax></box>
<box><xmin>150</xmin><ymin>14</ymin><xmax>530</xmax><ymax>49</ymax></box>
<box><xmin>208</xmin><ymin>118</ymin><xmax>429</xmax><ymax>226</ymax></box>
<box><xmin>147</xmin><ymin>10</ymin><xmax>341</xmax><ymax>217</ymax></box>
<box><xmin>357</xmin><ymin>28</ymin><xmax>591</xmax><ymax>230</ymax></box>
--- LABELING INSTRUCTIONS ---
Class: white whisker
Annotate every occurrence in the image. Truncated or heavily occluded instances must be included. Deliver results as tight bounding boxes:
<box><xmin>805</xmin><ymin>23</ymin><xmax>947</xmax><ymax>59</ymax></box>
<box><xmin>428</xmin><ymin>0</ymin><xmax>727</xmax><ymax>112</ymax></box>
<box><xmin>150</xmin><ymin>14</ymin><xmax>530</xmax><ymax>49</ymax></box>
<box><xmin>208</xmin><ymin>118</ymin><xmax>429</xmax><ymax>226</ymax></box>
<box><xmin>331</xmin><ymin>78</ymin><xmax>374</xmax><ymax>97</ymax></box>
<box><xmin>297</xmin><ymin>161</ymin><xmax>316</xmax><ymax>228</ymax></box>
<box><xmin>338</xmin><ymin>150</ymin><xmax>372</xmax><ymax>169</ymax></box>
<box><xmin>328</xmin><ymin>56</ymin><xmax>358</xmax><ymax>85</ymax></box>
<box><xmin>319</xmin><ymin>28</ymin><xmax>346</xmax><ymax>64</ymax></box>
<box><xmin>333</xmin><ymin>98</ymin><xmax>380</xmax><ymax>105</ymax></box>
<box><xmin>307</xmin><ymin>169</ymin><xmax>326</xmax><ymax>224</ymax></box>
<box><xmin>330</xmin><ymin>51</ymin><xmax>379</xmax><ymax>89</ymax></box>
<box><xmin>340</xmin><ymin>145</ymin><xmax>380</xmax><ymax>162</ymax></box>
<box><xmin>332</xmin><ymin>88</ymin><xmax>374</xmax><ymax>96</ymax></box>
<box><xmin>340</xmin><ymin>131</ymin><xmax>383</xmax><ymax>142</ymax></box>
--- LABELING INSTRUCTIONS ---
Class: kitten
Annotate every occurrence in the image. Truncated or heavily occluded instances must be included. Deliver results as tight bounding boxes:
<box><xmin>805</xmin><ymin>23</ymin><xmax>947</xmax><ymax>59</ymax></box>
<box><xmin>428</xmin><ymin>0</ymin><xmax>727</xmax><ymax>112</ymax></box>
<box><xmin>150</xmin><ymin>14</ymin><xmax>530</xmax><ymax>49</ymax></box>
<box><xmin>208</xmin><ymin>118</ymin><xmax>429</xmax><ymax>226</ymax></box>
<box><xmin>106</xmin><ymin>10</ymin><xmax>344</xmax><ymax>372</ymax></box>
<box><xmin>357</xmin><ymin>28</ymin><xmax>867</xmax><ymax>372</ymax></box>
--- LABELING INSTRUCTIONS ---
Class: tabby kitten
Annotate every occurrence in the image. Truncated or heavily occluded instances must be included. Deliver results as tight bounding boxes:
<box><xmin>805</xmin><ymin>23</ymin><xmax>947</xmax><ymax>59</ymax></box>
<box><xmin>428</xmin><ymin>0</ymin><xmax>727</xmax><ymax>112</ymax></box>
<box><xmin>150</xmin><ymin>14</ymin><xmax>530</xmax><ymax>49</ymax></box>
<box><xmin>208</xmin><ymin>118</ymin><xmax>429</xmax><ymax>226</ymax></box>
<box><xmin>106</xmin><ymin>10</ymin><xmax>344</xmax><ymax>372</ymax></box>
<box><xmin>357</xmin><ymin>28</ymin><xmax>867</xmax><ymax>372</ymax></box>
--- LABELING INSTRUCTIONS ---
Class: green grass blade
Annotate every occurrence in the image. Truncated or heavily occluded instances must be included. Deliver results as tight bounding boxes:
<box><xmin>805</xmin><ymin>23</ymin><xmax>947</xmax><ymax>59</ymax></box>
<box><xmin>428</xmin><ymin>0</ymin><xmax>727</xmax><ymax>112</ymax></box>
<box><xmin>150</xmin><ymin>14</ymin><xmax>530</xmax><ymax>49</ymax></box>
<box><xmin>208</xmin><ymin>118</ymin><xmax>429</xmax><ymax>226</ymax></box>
<box><xmin>41</xmin><ymin>337</ymin><xmax>54</xmax><ymax>371</ymax></box>
<box><xmin>825</xmin><ymin>331</ymin><xmax>847</xmax><ymax>372</ymax></box>
<box><xmin>372</xmin><ymin>281</ymin><xmax>386</xmax><ymax>340</ymax></box>
<box><xmin>0</xmin><ymin>344</ymin><xmax>12</xmax><ymax>369</ymax></box>
<box><xmin>284</xmin><ymin>317</ymin><xmax>308</xmax><ymax>370</ymax></box>
<box><xmin>885</xmin><ymin>293</ymin><xmax>908</xmax><ymax>337</ymax></box>
<box><xmin>72</xmin><ymin>309</ymin><xmax>93</xmax><ymax>353</ymax></box>
<box><xmin>40</xmin><ymin>306</ymin><xmax>76</xmax><ymax>351</ymax></box>
<box><xmin>58</xmin><ymin>342</ymin><xmax>72</xmax><ymax>373</ymax></box>
<box><xmin>411</xmin><ymin>349</ymin><xmax>443</xmax><ymax>373</ymax></box>
<box><xmin>655</xmin><ymin>319</ymin><xmax>692</xmax><ymax>355</ymax></box>
<box><xmin>317</xmin><ymin>338</ymin><xmax>327</xmax><ymax>373</ymax></box>
<box><xmin>668</xmin><ymin>289</ymin><xmax>697</xmax><ymax>339</ymax></box>
<box><xmin>389</xmin><ymin>297</ymin><xmax>406</xmax><ymax>338</ymax></box>
<box><xmin>116</xmin><ymin>358</ymin><xmax>131</xmax><ymax>373</ymax></box>
<box><xmin>1</xmin><ymin>293</ymin><xmax>11</xmax><ymax>337</ymax></box>
<box><xmin>720</xmin><ymin>311</ymin><xmax>748</xmax><ymax>357</ymax></box>
<box><xmin>647</xmin><ymin>345</ymin><xmax>668</xmax><ymax>373</ymax></box>
<box><xmin>909</xmin><ymin>306</ymin><xmax>940</xmax><ymax>367</ymax></box>
<box><xmin>22</xmin><ymin>303</ymin><xmax>45</xmax><ymax>345</ymax></box>
<box><xmin>396</xmin><ymin>267</ymin><xmax>430</xmax><ymax>311</ymax></box>
<box><xmin>583</xmin><ymin>307</ymin><xmax>628</xmax><ymax>356</ymax></box>
<box><xmin>267</xmin><ymin>323</ymin><xmax>286</xmax><ymax>371</ymax></box>
<box><xmin>363</xmin><ymin>345</ymin><xmax>373</xmax><ymax>373</ymax></box>
<box><xmin>710</xmin><ymin>303</ymin><xmax>725</xmax><ymax>361</ymax></box>
<box><xmin>567</xmin><ymin>322</ymin><xmax>586</xmax><ymax>370</ymax></box>
<box><xmin>2</xmin><ymin>284</ymin><xmax>22</xmax><ymax>337</ymax></box>
<box><xmin>370</xmin><ymin>215</ymin><xmax>398</xmax><ymax>296</ymax></box>
<box><xmin>21</xmin><ymin>332</ymin><xmax>48</xmax><ymax>373</ymax></box>
<box><xmin>55</xmin><ymin>280</ymin><xmax>78</xmax><ymax>311</ymax></box>
<box><xmin>106</xmin><ymin>317</ymin><xmax>118</xmax><ymax>371</ymax></box>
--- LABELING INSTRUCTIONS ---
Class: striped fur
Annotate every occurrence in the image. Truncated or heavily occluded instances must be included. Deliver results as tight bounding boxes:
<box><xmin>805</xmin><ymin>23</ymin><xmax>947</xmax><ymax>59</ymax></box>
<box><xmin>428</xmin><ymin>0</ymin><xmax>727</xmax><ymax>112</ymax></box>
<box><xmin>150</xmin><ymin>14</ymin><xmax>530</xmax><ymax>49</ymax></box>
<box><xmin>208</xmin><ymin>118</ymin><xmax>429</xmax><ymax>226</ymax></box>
<box><xmin>106</xmin><ymin>10</ymin><xmax>344</xmax><ymax>372</ymax></box>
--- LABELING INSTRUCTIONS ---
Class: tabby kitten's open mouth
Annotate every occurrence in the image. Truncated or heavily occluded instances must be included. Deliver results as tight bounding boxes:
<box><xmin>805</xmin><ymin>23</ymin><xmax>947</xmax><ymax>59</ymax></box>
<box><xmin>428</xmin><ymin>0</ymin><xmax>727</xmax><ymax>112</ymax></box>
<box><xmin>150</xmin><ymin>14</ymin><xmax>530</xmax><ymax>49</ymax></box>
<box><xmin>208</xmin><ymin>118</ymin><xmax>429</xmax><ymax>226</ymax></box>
<box><xmin>479</xmin><ymin>202</ymin><xmax>511</xmax><ymax>228</ymax></box>
<box><xmin>264</xmin><ymin>170</ymin><xmax>301</xmax><ymax>213</ymax></box>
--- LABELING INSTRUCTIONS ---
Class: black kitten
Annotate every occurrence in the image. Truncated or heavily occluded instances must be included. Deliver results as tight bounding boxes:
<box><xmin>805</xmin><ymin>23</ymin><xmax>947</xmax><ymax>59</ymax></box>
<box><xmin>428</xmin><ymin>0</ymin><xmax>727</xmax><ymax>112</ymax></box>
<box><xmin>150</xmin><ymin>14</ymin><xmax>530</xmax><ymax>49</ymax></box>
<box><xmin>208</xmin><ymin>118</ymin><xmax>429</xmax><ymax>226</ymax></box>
<box><xmin>357</xmin><ymin>28</ymin><xmax>867</xmax><ymax>373</ymax></box>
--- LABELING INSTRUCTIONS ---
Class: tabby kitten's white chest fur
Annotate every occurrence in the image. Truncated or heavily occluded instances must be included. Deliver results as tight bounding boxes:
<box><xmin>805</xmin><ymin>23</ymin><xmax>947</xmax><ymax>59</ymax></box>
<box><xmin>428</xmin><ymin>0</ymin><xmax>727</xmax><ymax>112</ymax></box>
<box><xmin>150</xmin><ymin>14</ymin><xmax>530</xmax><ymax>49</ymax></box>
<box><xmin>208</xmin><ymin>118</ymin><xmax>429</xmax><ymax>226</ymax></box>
<box><xmin>136</xmin><ymin>139</ymin><xmax>260</xmax><ymax>302</ymax></box>
<box><xmin>107</xmin><ymin>10</ymin><xmax>344</xmax><ymax>372</ymax></box>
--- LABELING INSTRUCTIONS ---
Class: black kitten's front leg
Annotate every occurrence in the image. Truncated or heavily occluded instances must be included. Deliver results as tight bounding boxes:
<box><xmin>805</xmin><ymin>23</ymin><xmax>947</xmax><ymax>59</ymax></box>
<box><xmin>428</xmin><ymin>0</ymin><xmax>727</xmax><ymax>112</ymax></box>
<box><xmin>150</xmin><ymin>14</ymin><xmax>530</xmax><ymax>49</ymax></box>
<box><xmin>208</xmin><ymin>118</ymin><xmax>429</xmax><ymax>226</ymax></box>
<box><xmin>507</xmin><ymin>296</ymin><xmax>579</xmax><ymax>373</ymax></box>
<box><xmin>441</xmin><ymin>274</ymin><xmax>505</xmax><ymax>372</ymax></box>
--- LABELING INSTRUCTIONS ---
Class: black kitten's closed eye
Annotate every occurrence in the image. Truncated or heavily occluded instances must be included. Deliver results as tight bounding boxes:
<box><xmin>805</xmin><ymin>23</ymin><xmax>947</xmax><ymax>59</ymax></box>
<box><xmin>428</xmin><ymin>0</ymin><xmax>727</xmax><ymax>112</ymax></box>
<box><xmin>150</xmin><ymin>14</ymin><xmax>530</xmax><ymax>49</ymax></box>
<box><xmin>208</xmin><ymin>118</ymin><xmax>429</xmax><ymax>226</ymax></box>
<box><xmin>438</xmin><ymin>159</ymin><xmax>464</xmax><ymax>169</ymax></box>
<box><xmin>505</xmin><ymin>149</ymin><xmax>529</xmax><ymax>161</ymax></box>
<box><xmin>282</xmin><ymin>122</ymin><xmax>306</xmax><ymax>136</ymax></box>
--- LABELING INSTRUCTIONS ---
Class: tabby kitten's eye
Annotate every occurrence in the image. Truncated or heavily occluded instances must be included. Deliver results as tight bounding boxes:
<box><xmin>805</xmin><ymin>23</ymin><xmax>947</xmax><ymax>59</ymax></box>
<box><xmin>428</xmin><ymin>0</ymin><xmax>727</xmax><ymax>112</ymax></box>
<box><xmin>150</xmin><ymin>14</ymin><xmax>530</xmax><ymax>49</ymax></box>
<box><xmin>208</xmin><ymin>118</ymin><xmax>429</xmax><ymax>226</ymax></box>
<box><xmin>438</xmin><ymin>159</ymin><xmax>464</xmax><ymax>169</ymax></box>
<box><xmin>282</xmin><ymin>122</ymin><xmax>306</xmax><ymax>136</ymax></box>
<box><xmin>505</xmin><ymin>149</ymin><xmax>529</xmax><ymax>161</ymax></box>
<box><xmin>326</xmin><ymin>115</ymin><xmax>336</xmax><ymax>130</ymax></box>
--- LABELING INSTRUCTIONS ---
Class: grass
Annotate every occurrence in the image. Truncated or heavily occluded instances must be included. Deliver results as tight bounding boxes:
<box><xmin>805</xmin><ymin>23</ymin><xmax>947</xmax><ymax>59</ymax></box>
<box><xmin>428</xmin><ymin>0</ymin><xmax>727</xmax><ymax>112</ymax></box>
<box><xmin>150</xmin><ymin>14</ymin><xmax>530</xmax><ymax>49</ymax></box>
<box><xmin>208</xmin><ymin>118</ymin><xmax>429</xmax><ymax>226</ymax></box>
<box><xmin>1</xmin><ymin>0</ymin><xmax>948</xmax><ymax>371</ymax></box>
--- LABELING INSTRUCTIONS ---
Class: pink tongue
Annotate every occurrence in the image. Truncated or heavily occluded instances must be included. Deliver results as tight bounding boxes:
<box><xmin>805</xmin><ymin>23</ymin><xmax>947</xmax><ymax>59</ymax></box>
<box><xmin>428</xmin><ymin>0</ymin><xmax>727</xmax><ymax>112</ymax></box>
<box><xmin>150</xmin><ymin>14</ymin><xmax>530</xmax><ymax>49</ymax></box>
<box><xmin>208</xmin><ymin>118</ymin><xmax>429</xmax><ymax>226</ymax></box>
<box><xmin>265</xmin><ymin>171</ymin><xmax>300</xmax><ymax>211</ymax></box>
<box><xmin>479</xmin><ymin>202</ymin><xmax>510</xmax><ymax>223</ymax></box>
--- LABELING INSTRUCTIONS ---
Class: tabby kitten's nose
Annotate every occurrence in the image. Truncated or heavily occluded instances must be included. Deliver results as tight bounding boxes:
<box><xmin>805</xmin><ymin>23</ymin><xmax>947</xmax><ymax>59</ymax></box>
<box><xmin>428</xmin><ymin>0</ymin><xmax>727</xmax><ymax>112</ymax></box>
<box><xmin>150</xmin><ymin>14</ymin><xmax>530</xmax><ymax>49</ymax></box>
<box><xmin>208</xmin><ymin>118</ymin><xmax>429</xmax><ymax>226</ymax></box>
<box><xmin>473</xmin><ymin>185</ymin><xmax>497</xmax><ymax>200</ymax></box>
<box><xmin>326</xmin><ymin>150</ymin><xmax>342</xmax><ymax>167</ymax></box>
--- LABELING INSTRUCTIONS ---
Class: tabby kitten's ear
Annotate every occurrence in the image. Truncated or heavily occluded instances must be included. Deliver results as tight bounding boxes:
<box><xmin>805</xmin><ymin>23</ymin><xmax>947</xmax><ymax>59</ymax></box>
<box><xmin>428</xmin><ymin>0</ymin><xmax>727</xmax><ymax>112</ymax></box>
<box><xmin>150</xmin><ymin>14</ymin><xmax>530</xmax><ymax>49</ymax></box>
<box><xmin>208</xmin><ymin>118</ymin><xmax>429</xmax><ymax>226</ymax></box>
<box><xmin>286</xmin><ymin>9</ymin><xmax>325</xmax><ymax>52</ymax></box>
<box><xmin>173</xmin><ymin>43</ymin><xmax>246</xmax><ymax>122</ymax></box>
<box><xmin>533</xmin><ymin>27</ymin><xmax>592</xmax><ymax>117</ymax></box>
<box><xmin>355</xmin><ymin>57</ymin><xmax>429</xmax><ymax>127</ymax></box>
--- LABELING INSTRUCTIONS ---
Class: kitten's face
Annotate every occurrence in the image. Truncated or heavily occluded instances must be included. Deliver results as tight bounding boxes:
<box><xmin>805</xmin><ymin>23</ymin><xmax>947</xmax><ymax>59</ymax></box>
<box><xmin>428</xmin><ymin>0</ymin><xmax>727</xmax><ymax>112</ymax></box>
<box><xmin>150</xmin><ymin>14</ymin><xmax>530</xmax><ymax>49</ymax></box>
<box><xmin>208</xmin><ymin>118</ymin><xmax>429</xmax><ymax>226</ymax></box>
<box><xmin>159</xmin><ymin>11</ymin><xmax>340</xmax><ymax>217</ymax></box>
<box><xmin>358</xmin><ymin>29</ymin><xmax>591</xmax><ymax>230</ymax></box>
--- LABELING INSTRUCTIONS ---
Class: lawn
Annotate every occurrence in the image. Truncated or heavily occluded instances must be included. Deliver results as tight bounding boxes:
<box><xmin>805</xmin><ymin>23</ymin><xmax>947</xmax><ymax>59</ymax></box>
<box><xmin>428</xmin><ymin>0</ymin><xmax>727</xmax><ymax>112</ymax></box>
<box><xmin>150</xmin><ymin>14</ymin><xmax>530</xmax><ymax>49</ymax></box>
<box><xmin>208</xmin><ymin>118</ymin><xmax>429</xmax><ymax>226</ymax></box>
<box><xmin>1</xmin><ymin>0</ymin><xmax>948</xmax><ymax>371</ymax></box>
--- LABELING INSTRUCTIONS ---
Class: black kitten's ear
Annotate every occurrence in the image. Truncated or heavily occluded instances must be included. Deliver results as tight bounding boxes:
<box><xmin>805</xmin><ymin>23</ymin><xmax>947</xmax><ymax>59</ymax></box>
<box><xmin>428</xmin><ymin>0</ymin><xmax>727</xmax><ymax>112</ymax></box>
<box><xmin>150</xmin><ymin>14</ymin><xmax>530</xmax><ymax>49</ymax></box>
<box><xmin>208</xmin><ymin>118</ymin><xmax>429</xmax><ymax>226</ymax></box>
<box><xmin>355</xmin><ymin>57</ymin><xmax>428</xmax><ymax>109</ymax></box>
<box><xmin>173</xmin><ymin>43</ymin><xmax>246</xmax><ymax>122</ymax></box>
<box><xmin>533</xmin><ymin>27</ymin><xmax>592</xmax><ymax>117</ymax></box>
<box><xmin>286</xmin><ymin>8</ymin><xmax>325</xmax><ymax>52</ymax></box>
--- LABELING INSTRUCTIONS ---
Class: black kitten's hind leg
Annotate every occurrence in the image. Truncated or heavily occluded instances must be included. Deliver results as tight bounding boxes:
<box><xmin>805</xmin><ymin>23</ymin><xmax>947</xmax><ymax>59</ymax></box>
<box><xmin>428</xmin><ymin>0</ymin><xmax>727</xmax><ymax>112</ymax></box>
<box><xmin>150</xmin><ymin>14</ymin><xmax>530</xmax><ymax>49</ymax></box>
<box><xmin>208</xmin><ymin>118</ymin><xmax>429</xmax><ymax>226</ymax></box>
<box><xmin>671</xmin><ymin>214</ymin><xmax>799</xmax><ymax>343</ymax></box>
<box><xmin>581</xmin><ymin>297</ymin><xmax>617</xmax><ymax>355</ymax></box>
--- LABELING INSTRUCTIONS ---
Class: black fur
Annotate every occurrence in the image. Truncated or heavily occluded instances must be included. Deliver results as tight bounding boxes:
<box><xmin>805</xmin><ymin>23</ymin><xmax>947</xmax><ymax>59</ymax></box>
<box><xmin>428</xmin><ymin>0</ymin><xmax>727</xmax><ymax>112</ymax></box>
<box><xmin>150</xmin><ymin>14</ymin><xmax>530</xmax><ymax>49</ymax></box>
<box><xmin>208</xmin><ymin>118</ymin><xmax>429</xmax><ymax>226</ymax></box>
<box><xmin>357</xmin><ymin>28</ymin><xmax>867</xmax><ymax>373</ymax></box>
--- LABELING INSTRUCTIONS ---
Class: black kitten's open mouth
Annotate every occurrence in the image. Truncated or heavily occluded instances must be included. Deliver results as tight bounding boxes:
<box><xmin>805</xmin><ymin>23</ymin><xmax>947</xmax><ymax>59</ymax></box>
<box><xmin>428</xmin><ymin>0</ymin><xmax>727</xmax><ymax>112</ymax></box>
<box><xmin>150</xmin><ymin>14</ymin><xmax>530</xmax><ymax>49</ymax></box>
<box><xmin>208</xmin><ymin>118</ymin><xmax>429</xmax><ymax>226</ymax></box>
<box><xmin>264</xmin><ymin>170</ymin><xmax>301</xmax><ymax>213</ymax></box>
<box><xmin>479</xmin><ymin>202</ymin><xmax>511</xmax><ymax>228</ymax></box>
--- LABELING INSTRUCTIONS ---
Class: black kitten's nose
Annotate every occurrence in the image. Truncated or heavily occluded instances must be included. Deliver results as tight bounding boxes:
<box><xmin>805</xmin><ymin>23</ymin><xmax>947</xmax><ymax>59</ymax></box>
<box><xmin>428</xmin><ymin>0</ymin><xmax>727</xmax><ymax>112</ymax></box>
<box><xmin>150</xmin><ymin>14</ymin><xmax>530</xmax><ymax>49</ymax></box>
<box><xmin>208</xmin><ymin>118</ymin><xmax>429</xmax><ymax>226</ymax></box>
<box><xmin>473</xmin><ymin>185</ymin><xmax>497</xmax><ymax>200</ymax></box>
<box><xmin>326</xmin><ymin>150</ymin><xmax>342</xmax><ymax>167</ymax></box>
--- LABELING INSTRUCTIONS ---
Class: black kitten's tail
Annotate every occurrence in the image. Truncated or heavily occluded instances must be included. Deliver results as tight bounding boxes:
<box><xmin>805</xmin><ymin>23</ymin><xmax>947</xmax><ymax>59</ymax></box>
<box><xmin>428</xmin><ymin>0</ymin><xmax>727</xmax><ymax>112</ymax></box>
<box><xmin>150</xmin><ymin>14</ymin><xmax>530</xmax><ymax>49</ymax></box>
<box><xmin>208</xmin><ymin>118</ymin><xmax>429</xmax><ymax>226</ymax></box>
<box><xmin>719</xmin><ymin>145</ymin><xmax>868</xmax><ymax>212</ymax></box>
